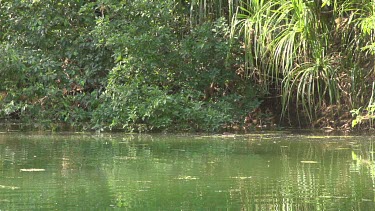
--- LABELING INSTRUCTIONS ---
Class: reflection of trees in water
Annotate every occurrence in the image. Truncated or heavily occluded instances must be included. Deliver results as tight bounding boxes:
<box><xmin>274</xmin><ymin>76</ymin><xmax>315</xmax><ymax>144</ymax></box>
<box><xmin>81</xmin><ymin>136</ymin><xmax>375</xmax><ymax>210</ymax></box>
<box><xmin>350</xmin><ymin>141</ymin><xmax>375</xmax><ymax>206</ymax></box>
<box><xmin>215</xmin><ymin>138</ymin><xmax>375</xmax><ymax>210</ymax></box>
<box><xmin>1</xmin><ymin>134</ymin><xmax>375</xmax><ymax>210</ymax></box>
<box><xmin>0</xmin><ymin>134</ymin><xmax>114</xmax><ymax>210</ymax></box>
<box><xmin>273</xmin><ymin>139</ymin><xmax>374</xmax><ymax>210</ymax></box>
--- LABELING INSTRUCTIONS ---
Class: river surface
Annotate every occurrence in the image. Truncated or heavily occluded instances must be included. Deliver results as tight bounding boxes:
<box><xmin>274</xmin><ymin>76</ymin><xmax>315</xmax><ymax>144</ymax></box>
<box><xmin>0</xmin><ymin>132</ymin><xmax>375</xmax><ymax>210</ymax></box>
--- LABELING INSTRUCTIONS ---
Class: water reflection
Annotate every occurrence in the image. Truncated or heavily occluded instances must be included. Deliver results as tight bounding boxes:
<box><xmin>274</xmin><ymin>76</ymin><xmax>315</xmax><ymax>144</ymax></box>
<box><xmin>0</xmin><ymin>133</ymin><xmax>374</xmax><ymax>210</ymax></box>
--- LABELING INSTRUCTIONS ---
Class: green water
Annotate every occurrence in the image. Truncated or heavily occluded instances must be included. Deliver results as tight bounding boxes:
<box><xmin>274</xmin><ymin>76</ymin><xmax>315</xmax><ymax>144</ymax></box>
<box><xmin>0</xmin><ymin>132</ymin><xmax>375</xmax><ymax>210</ymax></box>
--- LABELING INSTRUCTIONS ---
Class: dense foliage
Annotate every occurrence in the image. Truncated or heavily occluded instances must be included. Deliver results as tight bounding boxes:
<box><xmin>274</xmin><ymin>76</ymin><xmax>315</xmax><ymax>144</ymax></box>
<box><xmin>1</xmin><ymin>0</ymin><xmax>375</xmax><ymax>131</ymax></box>
<box><xmin>0</xmin><ymin>0</ymin><xmax>259</xmax><ymax>132</ymax></box>
<box><xmin>231</xmin><ymin>0</ymin><xmax>375</xmax><ymax>129</ymax></box>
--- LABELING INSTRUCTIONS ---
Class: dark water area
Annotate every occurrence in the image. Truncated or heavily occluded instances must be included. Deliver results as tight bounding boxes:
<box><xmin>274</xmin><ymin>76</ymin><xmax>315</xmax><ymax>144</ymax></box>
<box><xmin>0</xmin><ymin>132</ymin><xmax>375</xmax><ymax>210</ymax></box>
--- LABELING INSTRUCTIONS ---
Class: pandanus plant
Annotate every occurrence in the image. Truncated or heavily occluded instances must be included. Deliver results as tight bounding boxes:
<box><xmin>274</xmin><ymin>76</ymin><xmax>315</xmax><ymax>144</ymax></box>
<box><xmin>232</xmin><ymin>0</ymin><xmax>375</xmax><ymax>125</ymax></box>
